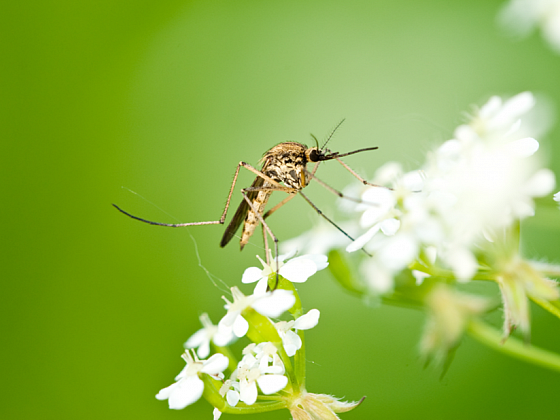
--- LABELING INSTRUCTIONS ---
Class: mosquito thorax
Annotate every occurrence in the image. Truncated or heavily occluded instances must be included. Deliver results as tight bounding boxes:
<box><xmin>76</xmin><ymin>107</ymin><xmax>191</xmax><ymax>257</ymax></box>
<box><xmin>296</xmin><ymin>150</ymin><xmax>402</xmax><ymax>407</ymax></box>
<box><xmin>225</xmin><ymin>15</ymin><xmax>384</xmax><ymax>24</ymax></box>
<box><xmin>260</xmin><ymin>142</ymin><xmax>311</xmax><ymax>189</ymax></box>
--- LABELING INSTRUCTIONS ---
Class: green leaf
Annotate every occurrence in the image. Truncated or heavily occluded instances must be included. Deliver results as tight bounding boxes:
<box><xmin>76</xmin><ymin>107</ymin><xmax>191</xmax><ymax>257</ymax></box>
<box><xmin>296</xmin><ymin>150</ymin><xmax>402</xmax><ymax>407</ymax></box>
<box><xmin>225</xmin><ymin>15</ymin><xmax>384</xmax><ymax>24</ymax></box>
<box><xmin>327</xmin><ymin>249</ymin><xmax>366</xmax><ymax>295</ymax></box>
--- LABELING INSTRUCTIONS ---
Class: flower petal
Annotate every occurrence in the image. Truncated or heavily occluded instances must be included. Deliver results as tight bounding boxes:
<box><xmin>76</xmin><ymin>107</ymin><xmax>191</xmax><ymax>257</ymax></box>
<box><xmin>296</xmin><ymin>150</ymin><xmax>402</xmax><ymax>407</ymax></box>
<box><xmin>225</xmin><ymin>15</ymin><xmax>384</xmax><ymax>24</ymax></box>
<box><xmin>379</xmin><ymin>218</ymin><xmax>400</xmax><ymax>236</ymax></box>
<box><xmin>184</xmin><ymin>328</ymin><xmax>207</xmax><ymax>348</ymax></box>
<box><xmin>239</xmin><ymin>379</ymin><xmax>258</xmax><ymax>405</ymax></box>
<box><xmin>523</xmin><ymin>168</ymin><xmax>555</xmax><ymax>197</ymax></box>
<box><xmin>155</xmin><ymin>382</ymin><xmax>177</xmax><ymax>401</ymax></box>
<box><xmin>196</xmin><ymin>339</ymin><xmax>210</xmax><ymax>359</ymax></box>
<box><xmin>257</xmin><ymin>374</ymin><xmax>288</xmax><ymax>394</ymax></box>
<box><xmin>213</xmin><ymin>408</ymin><xmax>222</xmax><ymax>420</ymax></box>
<box><xmin>219</xmin><ymin>310</ymin><xmax>241</xmax><ymax>329</ymax></box>
<box><xmin>299</xmin><ymin>254</ymin><xmax>329</xmax><ymax>271</ymax></box>
<box><xmin>346</xmin><ymin>223</ymin><xmax>381</xmax><ymax>252</ymax></box>
<box><xmin>283</xmin><ymin>344</ymin><xmax>298</xmax><ymax>357</ymax></box>
<box><xmin>242</xmin><ymin>267</ymin><xmax>264</xmax><ymax>284</ymax></box>
<box><xmin>507</xmin><ymin>137</ymin><xmax>539</xmax><ymax>157</ymax></box>
<box><xmin>280</xmin><ymin>330</ymin><xmax>302</xmax><ymax>357</ymax></box>
<box><xmin>294</xmin><ymin>309</ymin><xmax>320</xmax><ymax>330</ymax></box>
<box><xmin>280</xmin><ymin>258</ymin><xmax>317</xmax><ymax>282</ymax></box>
<box><xmin>226</xmin><ymin>389</ymin><xmax>240</xmax><ymax>407</ymax></box>
<box><xmin>279</xmin><ymin>248</ymin><xmax>298</xmax><ymax>261</ymax></box>
<box><xmin>168</xmin><ymin>376</ymin><xmax>204</xmax><ymax>409</ymax></box>
<box><xmin>201</xmin><ymin>353</ymin><xmax>229</xmax><ymax>375</ymax></box>
<box><xmin>253</xmin><ymin>277</ymin><xmax>269</xmax><ymax>295</ymax></box>
<box><xmin>213</xmin><ymin>328</ymin><xmax>234</xmax><ymax>347</ymax></box>
<box><xmin>252</xmin><ymin>290</ymin><xmax>295</xmax><ymax>317</ymax></box>
<box><xmin>233</xmin><ymin>315</ymin><xmax>249</xmax><ymax>337</ymax></box>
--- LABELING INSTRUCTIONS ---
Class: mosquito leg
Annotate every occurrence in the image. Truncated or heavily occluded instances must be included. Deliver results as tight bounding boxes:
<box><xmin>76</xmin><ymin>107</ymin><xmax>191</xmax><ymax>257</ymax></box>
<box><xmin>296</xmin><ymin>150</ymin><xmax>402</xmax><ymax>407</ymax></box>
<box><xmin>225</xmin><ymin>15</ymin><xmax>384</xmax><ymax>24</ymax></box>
<box><xmin>298</xmin><ymin>191</ymin><xmax>355</xmax><ymax>241</ymax></box>
<box><xmin>112</xmin><ymin>204</ymin><xmax>226</xmax><ymax>227</ymax></box>
<box><xmin>238</xmin><ymin>162</ymin><xmax>291</xmax><ymax>190</ymax></box>
<box><xmin>334</xmin><ymin>157</ymin><xmax>391</xmax><ymax>189</ymax></box>
<box><xmin>113</xmin><ymin>161</ymin><xmax>290</xmax><ymax>227</ymax></box>
<box><xmin>303</xmin><ymin>169</ymin><xmax>362</xmax><ymax>204</ymax></box>
<box><xmin>244</xmin><ymin>185</ymin><xmax>297</xmax><ymax>194</ymax></box>
<box><xmin>303</xmin><ymin>160</ymin><xmax>322</xmax><ymax>188</ymax></box>
<box><xmin>263</xmin><ymin>193</ymin><xmax>297</xmax><ymax>220</ymax></box>
<box><xmin>262</xmin><ymin>225</ymin><xmax>270</xmax><ymax>265</ymax></box>
<box><xmin>298</xmin><ymin>191</ymin><xmax>372</xmax><ymax>257</ymax></box>
<box><xmin>241</xmin><ymin>191</ymin><xmax>280</xmax><ymax>290</ymax></box>
<box><xmin>113</xmin><ymin>161</ymin><xmax>247</xmax><ymax>227</ymax></box>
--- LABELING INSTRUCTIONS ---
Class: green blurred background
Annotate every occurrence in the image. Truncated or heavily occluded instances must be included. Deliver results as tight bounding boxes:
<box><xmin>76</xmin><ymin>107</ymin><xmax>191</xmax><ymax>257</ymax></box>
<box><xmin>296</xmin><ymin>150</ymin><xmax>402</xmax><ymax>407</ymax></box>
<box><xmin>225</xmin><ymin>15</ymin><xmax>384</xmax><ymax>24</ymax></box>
<box><xmin>4</xmin><ymin>1</ymin><xmax>560</xmax><ymax>419</ymax></box>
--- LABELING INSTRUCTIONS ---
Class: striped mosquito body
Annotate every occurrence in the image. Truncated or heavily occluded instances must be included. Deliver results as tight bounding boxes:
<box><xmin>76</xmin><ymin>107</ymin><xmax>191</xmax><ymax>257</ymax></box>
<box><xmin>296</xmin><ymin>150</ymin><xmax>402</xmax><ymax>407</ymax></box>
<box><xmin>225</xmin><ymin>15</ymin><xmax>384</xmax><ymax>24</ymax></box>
<box><xmin>221</xmin><ymin>142</ymin><xmax>310</xmax><ymax>249</ymax></box>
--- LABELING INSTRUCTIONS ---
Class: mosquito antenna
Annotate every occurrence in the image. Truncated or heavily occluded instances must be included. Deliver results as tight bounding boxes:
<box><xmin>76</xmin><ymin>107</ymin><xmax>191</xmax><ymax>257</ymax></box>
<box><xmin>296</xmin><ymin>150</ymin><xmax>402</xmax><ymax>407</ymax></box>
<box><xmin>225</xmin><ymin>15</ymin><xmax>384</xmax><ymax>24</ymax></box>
<box><xmin>310</xmin><ymin>133</ymin><xmax>320</xmax><ymax>149</ymax></box>
<box><xmin>321</xmin><ymin>118</ymin><xmax>346</xmax><ymax>150</ymax></box>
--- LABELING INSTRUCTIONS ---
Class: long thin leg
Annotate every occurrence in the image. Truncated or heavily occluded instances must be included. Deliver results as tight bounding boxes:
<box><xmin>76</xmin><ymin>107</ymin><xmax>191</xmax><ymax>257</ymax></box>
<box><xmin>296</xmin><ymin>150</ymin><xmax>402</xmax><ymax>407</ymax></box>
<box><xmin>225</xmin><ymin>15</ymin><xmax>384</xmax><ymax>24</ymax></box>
<box><xmin>305</xmin><ymin>161</ymin><xmax>321</xmax><ymax>186</ymax></box>
<box><xmin>263</xmin><ymin>193</ymin><xmax>297</xmax><ymax>220</ymax></box>
<box><xmin>244</xmin><ymin>185</ymin><xmax>297</xmax><ymax>194</ymax></box>
<box><xmin>298</xmin><ymin>191</ymin><xmax>372</xmax><ymax>257</ymax></box>
<box><xmin>303</xmin><ymin>169</ymin><xmax>362</xmax><ymax>203</ymax></box>
<box><xmin>113</xmin><ymin>161</ymin><xmax>293</xmax><ymax>227</ymax></box>
<box><xmin>334</xmin><ymin>157</ymin><xmax>389</xmax><ymax>189</ymax></box>
<box><xmin>262</xmin><ymin>224</ymin><xmax>270</xmax><ymax>265</ymax></box>
<box><xmin>240</xmin><ymin>190</ymin><xmax>280</xmax><ymax>289</ymax></box>
<box><xmin>298</xmin><ymin>191</ymin><xmax>356</xmax><ymax>242</ymax></box>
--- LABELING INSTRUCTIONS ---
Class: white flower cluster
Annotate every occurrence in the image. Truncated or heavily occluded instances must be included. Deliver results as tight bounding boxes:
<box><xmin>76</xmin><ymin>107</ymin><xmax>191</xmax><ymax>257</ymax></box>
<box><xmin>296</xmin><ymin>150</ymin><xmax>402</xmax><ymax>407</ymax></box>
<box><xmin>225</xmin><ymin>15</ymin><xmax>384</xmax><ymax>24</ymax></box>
<box><xmin>290</xmin><ymin>93</ymin><xmax>555</xmax><ymax>295</ymax></box>
<box><xmin>499</xmin><ymin>0</ymin><xmax>560</xmax><ymax>53</ymax></box>
<box><xmin>220</xmin><ymin>342</ymin><xmax>288</xmax><ymax>406</ymax></box>
<box><xmin>156</xmin><ymin>253</ymin><xmax>325</xmax><ymax>416</ymax></box>
<box><xmin>351</xmin><ymin>92</ymin><xmax>554</xmax><ymax>292</ymax></box>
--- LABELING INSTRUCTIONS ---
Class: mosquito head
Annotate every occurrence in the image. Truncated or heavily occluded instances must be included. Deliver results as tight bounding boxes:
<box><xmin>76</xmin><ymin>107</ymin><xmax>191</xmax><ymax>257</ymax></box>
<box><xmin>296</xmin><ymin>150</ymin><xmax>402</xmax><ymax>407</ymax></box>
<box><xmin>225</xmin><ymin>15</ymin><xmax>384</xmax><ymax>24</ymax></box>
<box><xmin>306</xmin><ymin>147</ymin><xmax>332</xmax><ymax>162</ymax></box>
<box><xmin>306</xmin><ymin>119</ymin><xmax>377</xmax><ymax>162</ymax></box>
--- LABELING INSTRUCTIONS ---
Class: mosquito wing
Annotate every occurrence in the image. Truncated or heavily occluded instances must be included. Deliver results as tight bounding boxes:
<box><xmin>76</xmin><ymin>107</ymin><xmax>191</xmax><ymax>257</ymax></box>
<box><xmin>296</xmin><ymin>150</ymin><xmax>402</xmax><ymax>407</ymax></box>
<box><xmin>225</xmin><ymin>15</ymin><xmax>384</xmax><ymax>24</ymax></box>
<box><xmin>220</xmin><ymin>175</ymin><xmax>265</xmax><ymax>248</ymax></box>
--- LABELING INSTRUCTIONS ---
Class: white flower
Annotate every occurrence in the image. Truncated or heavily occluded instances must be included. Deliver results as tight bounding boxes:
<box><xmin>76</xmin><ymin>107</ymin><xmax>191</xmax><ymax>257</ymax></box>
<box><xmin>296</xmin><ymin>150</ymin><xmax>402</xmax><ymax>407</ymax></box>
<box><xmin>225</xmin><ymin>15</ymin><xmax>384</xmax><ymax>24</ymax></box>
<box><xmin>156</xmin><ymin>350</ymin><xmax>229</xmax><ymax>410</ymax></box>
<box><xmin>184</xmin><ymin>313</ymin><xmax>234</xmax><ymax>358</ymax></box>
<box><xmin>227</xmin><ymin>343</ymin><xmax>289</xmax><ymax>405</ymax></box>
<box><xmin>219</xmin><ymin>379</ymin><xmax>241</xmax><ymax>407</ymax></box>
<box><xmin>242</xmin><ymin>250</ymin><xmax>328</xmax><ymax>294</ymax></box>
<box><xmin>274</xmin><ymin>309</ymin><xmax>320</xmax><ymax>356</ymax></box>
<box><xmin>236</xmin><ymin>342</ymin><xmax>288</xmax><ymax>405</ymax></box>
<box><xmin>499</xmin><ymin>0</ymin><xmax>560</xmax><ymax>53</ymax></box>
<box><xmin>218</xmin><ymin>287</ymin><xmax>296</xmax><ymax>338</ymax></box>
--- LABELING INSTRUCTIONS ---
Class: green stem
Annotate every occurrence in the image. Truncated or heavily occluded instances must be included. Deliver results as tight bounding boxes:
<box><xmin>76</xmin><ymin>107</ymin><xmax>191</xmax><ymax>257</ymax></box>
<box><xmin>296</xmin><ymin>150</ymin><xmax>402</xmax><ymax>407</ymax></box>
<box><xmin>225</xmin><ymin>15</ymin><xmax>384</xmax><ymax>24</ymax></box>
<box><xmin>530</xmin><ymin>296</ymin><xmax>560</xmax><ymax>320</ymax></box>
<box><xmin>294</xmin><ymin>330</ymin><xmax>306</xmax><ymax>389</ymax></box>
<box><xmin>277</xmin><ymin>344</ymin><xmax>300</xmax><ymax>394</ymax></box>
<box><xmin>408</xmin><ymin>261</ymin><xmax>496</xmax><ymax>281</ymax></box>
<box><xmin>467</xmin><ymin>319</ymin><xmax>560</xmax><ymax>373</ymax></box>
<box><xmin>220</xmin><ymin>401</ymin><xmax>288</xmax><ymax>414</ymax></box>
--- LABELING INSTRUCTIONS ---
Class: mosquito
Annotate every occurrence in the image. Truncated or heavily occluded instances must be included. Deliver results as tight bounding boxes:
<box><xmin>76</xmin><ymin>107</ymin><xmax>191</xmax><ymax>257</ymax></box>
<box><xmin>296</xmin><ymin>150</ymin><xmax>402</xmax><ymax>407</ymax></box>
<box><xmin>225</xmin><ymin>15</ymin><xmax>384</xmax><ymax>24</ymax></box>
<box><xmin>113</xmin><ymin>120</ymin><xmax>381</xmax><ymax>288</ymax></box>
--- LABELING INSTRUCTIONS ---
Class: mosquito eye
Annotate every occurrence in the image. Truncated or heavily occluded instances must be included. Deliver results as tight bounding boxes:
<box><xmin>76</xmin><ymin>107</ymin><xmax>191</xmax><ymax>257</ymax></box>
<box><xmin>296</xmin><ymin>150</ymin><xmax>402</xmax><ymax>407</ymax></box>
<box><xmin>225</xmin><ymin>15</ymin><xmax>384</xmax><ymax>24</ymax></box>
<box><xmin>309</xmin><ymin>149</ymin><xmax>320</xmax><ymax>162</ymax></box>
